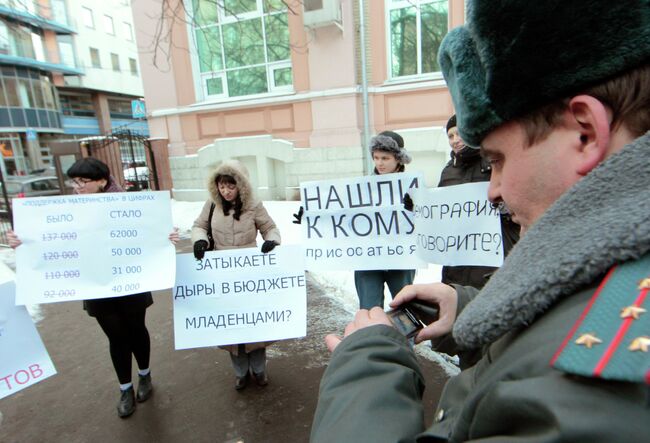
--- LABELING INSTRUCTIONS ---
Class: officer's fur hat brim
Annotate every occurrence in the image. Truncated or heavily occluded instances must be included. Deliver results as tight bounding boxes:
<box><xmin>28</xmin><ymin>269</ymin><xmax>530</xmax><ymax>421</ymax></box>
<box><xmin>439</xmin><ymin>0</ymin><xmax>650</xmax><ymax>147</ymax></box>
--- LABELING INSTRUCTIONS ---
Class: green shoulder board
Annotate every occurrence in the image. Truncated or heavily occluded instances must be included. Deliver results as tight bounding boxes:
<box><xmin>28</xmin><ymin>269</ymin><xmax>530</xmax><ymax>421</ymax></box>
<box><xmin>551</xmin><ymin>254</ymin><xmax>650</xmax><ymax>384</ymax></box>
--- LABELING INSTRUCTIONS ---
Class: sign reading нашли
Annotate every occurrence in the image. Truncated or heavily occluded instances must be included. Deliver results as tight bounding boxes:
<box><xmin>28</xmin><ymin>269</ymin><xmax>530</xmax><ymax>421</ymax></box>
<box><xmin>300</xmin><ymin>172</ymin><xmax>426</xmax><ymax>271</ymax></box>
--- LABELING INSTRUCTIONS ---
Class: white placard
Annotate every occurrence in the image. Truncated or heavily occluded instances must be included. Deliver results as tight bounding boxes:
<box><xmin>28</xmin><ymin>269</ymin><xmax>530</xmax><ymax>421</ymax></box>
<box><xmin>411</xmin><ymin>182</ymin><xmax>504</xmax><ymax>267</ymax></box>
<box><xmin>173</xmin><ymin>246</ymin><xmax>306</xmax><ymax>350</ymax></box>
<box><xmin>300</xmin><ymin>172</ymin><xmax>426</xmax><ymax>271</ymax></box>
<box><xmin>0</xmin><ymin>281</ymin><xmax>57</xmax><ymax>400</ymax></box>
<box><xmin>13</xmin><ymin>191</ymin><xmax>175</xmax><ymax>305</ymax></box>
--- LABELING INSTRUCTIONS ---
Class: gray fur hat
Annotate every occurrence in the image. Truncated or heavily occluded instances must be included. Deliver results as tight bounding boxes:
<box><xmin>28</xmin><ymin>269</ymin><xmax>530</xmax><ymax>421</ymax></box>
<box><xmin>369</xmin><ymin>131</ymin><xmax>412</xmax><ymax>165</ymax></box>
<box><xmin>438</xmin><ymin>0</ymin><xmax>650</xmax><ymax>147</ymax></box>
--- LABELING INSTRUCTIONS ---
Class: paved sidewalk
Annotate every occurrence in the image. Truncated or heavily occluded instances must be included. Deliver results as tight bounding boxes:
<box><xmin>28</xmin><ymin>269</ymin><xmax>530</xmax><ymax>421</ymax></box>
<box><xmin>0</xmin><ymin>242</ymin><xmax>450</xmax><ymax>443</ymax></box>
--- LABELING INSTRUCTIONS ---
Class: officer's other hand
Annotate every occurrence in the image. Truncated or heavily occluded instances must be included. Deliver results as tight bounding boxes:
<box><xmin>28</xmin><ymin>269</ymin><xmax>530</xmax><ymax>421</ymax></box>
<box><xmin>325</xmin><ymin>307</ymin><xmax>393</xmax><ymax>353</ymax></box>
<box><xmin>403</xmin><ymin>193</ymin><xmax>414</xmax><ymax>212</ymax></box>
<box><xmin>193</xmin><ymin>240</ymin><xmax>208</xmax><ymax>260</ymax></box>
<box><xmin>390</xmin><ymin>283</ymin><xmax>458</xmax><ymax>344</ymax></box>
<box><xmin>292</xmin><ymin>206</ymin><xmax>304</xmax><ymax>224</ymax></box>
<box><xmin>261</xmin><ymin>240</ymin><xmax>277</xmax><ymax>253</ymax></box>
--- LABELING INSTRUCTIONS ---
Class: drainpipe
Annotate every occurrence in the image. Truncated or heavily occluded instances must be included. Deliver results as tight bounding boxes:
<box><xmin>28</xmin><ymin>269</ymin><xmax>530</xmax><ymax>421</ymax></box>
<box><xmin>358</xmin><ymin>0</ymin><xmax>372</xmax><ymax>174</ymax></box>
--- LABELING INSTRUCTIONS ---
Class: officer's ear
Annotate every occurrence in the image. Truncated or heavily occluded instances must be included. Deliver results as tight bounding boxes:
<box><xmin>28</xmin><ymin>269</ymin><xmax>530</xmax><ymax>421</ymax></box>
<box><xmin>567</xmin><ymin>95</ymin><xmax>611</xmax><ymax>176</ymax></box>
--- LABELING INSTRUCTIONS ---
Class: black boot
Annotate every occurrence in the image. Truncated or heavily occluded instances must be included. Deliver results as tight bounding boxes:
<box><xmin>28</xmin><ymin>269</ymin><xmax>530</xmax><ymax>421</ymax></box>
<box><xmin>117</xmin><ymin>387</ymin><xmax>135</xmax><ymax>418</ymax></box>
<box><xmin>136</xmin><ymin>373</ymin><xmax>153</xmax><ymax>403</ymax></box>
<box><xmin>253</xmin><ymin>371</ymin><xmax>268</xmax><ymax>387</ymax></box>
<box><xmin>235</xmin><ymin>373</ymin><xmax>248</xmax><ymax>391</ymax></box>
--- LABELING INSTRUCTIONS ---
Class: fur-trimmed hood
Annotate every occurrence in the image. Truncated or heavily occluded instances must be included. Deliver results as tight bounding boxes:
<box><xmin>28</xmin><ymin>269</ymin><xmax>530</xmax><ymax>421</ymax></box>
<box><xmin>207</xmin><ymin>160</ymin><xmax>257</xmax><ymax>212</ymax></box>
<box><xmin>454</xmin><ymin>132</ymin><xmax>650</xmax><ymax>348</ymax></box>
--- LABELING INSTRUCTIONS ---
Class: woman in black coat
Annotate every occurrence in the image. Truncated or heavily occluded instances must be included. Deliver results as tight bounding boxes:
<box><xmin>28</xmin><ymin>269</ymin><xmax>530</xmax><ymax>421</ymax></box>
<box><xmin>8</xmin><ymin>158</ymin><xmax>179</xmax><ymax>418</ymax></box>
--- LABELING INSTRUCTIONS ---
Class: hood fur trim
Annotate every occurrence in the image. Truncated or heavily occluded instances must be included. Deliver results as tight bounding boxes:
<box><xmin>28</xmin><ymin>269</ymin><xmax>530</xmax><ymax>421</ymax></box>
<box><xmin>454</xmin><ymin>132</ymin><xmax>650</xmax><ymax>348</ymax></box>
<box><xmin>207</xmin><ymin>160</ymin><xmax>256</xmax><ymax>212</ymax></box>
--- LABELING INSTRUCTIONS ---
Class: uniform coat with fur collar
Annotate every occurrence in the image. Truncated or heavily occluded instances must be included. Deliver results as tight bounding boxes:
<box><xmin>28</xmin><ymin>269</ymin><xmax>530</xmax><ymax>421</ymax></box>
<box><xmin>311</xmin><ymin>133</ymin><xmax>650</xmax><ymax>442</ymax></box>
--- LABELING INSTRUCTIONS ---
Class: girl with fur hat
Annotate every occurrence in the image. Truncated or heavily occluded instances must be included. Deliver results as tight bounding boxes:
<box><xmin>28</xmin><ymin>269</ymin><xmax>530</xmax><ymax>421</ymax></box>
<box><xmin>354</xmin><ymin>131</ymin><xmax>416</xmax><ymax>309</ymax></box>
<box><xmin>191</xmin><ymin>160</ymin><xmax>281</xmax><ymax>391</ymax></box>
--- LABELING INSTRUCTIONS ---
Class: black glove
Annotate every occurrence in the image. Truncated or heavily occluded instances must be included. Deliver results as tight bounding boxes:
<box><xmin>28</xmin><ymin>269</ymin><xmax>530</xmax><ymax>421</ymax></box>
<box><xmin>261</xmin><ymin>240</ymin><xmax>277</xmax><ymax>253</ymax></box>
<box><xmin>403</xmin><ymin>193</ymin><xmax>414</xmax><ymax>212</ymax></box>
<box><xmin>292</xmin><ymin>206</ymin><xmax>304</xmax><ymax>224</ymax></box>
<box><xmin>193</xmin><ymin>240</ymin><xmax>208</xmax><ymax>260</ymax></box>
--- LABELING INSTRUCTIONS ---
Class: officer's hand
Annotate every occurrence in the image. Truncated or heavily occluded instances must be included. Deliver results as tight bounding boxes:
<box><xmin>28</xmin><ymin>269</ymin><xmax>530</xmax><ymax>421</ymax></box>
<box><xmin>261</xmin><ymin>240</ymin><xmax>277</xmax><ymax>253</ymax></box>
<box><xmin>390</xmin><ymin>283</ymin><xmax>458</xmax><ymax>344</ymax></box>
<box><xmin>403</xmin><ymin>193</ymin><xmax>414</xmax><ymax>212</ymax></box>
<box><xmin>292</xmin><ymin>206</ymin><xmax>304</xmax><ymax>224</ymax></box>
<box><xmin>193</xmin><ymin>240</ymin><xmax>208</xmax><ymax>260</ymax></box>
<box><xmin>325</xmin><ymin>307</ymin><xmax>393</xmax><ymax>353</ymax></box>
<box><xmin>7</xmin><ymin>230</ymin><xmax>22</xmax><ymax>249</ymax></box>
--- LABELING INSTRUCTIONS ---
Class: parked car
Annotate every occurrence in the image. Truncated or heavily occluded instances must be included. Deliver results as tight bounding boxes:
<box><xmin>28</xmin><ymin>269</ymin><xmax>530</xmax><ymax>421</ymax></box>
<box><xmin>123</xmin><ymin>166</ymin><xmax>150</xmax><ymax>191</ymax></box>
<box><xmin>0</xmin><ymin>175</ymin><xmax>69</xmax><ymax>212</ymax></box>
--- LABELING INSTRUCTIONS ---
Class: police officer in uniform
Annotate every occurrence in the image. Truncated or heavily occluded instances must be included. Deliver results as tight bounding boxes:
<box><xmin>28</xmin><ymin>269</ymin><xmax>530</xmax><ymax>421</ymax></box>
<box><xmin>311</xmin><ymin>1</ymin><xmax>650</xmax><ymax>441</ymax></box>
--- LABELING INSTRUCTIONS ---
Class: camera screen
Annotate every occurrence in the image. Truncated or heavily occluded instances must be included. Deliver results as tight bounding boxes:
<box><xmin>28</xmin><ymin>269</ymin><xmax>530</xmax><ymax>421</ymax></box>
<box><xmin>388</xmin><ymin>309</ymin><xmax>419</xmax><ymax>337</ymax></box>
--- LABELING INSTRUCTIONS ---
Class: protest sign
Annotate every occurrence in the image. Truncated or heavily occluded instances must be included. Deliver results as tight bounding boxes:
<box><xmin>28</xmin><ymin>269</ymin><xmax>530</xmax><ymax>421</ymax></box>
<box><xmin>300</xmin><ymin>172</ymin><xmax>426</xmax><ymax>271</ymax></box>
<box><xmin>173</xmin><ymin>245</ymin><xmax>306</xmax><ymax>350</ymax></box>
<box><xmin>0</xmin><ymin>281</ymin><xmax>57</xmax><ymax>400</ymax></box>
<box><xmin>411</xmin><ymin>182</ymin><xmax>503</xmax><ymax>267</ymax></box>
<box><xmin>13</xmin><ymin>191</ymin><xmax>175</xmax><ymax>305</ymax></box>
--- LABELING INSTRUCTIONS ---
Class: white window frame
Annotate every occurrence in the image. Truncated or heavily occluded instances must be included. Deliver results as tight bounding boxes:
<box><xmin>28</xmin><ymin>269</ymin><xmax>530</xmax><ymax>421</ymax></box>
<box><xmin>218</xmin><ymin>0</ymin><xmax>261</xmax><ymax>23</ymax></box>
<box><xmin>30</xmin><ymin>32</ymin><xmax>45</xmax><ymax>62</ymax></box>
<box><xmin>123</xmin><ymin>22</ymin><xmax>133</xmax><ymax>41</ymax></box>
<box><xmin>128</xmin><ymin>57</ymin><xmax>138</xmax><ymax>75</ymax></box>
<box><xmin>104</xmin><ymin>15</ymin><xmax>115</xmax><ymax>35</ymax></box>
<box><xmin>268</xmin><ymin>61</ymin><xmax>292</xmax><ymax>92</ymax></box>
<box><xmin>0</xmin><ymin>21</ymin><xmax>8</xmax><ymax>54</ymax></box>
<box><xmin>385</xmin><ymin>0</ymin><xmax>448</xmax><ymax>82</ymax></box>
<box><xmin>89</xmin><ymin>47</ymin><xmax>101</xmax><ymax>68</ymax></box>
<box><xmin>81</xmin><ymin>6</ymin><xmax>94</xmax><ymax>29</ymax></box>
<box><xmin>200</xmin><ymin>73</ymin><xmax>227</xmax><ymax>98</ymax></box>
<box><xmin>51</xmin><ymin>0</ymin><xmax>69</xmax><ymax>26</ymax></box>
<box><xmin>188</xmin><ymin>0</ymin><xmax>294</xmax><ymax>102</ymax></box>
<box><xmin>57</xmin><ymin>35</ymin><xmax>75</xmax><ymax>67</ymax></box>
<box><xmin>110</xmin><ymin>52</ymin><xmax>120</xmax><ymax>71</ymax></box>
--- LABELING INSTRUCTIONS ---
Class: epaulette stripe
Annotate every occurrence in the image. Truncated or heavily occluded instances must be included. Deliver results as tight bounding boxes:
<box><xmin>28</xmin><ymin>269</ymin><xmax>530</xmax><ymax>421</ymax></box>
<box><xmin>593</xmin><ymin>287</ymin><xmax>649</xmax><ymax>376</ymax></box>
<box><xmin>552</xmin><ymin>254</ymin><xmax>650</xmax><ymax>384</ymax></box>
<box><xmin>550</xmin><ymin>266</ymin><xmax>616</xmax><ymax>366</ymax></box>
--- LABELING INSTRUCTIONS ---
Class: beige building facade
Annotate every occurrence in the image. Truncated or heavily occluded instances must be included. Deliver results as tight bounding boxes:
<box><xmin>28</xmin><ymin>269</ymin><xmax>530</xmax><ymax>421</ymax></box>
<box><xmin>132</xmin><ymin>0</ymin><xmax>464</xmax><ymax>200</ymax></box>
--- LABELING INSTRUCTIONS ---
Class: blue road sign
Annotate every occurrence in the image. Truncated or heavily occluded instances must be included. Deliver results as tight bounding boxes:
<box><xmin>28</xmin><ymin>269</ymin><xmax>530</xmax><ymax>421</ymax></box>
<box><xmin>132</xmin><ymin>100</ymin><xmax>146</xmax><ymax>119</ymax></box>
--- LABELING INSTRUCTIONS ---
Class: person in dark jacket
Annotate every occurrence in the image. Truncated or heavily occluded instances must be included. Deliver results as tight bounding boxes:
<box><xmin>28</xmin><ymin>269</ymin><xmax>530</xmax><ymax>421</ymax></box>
<box><xmin>438</xmin><ymin>114</ymin><xmax>519</xmax><ymax>289</ymax></box>
<box><xmin>8</xmin><ymin>157</ymin><xmax>179</xmax><ymax>419</ymax></box>
<box><xmin>311</xmin><ymin>1</ymin><xmax>650</xmax><ymax>441</ymax></box>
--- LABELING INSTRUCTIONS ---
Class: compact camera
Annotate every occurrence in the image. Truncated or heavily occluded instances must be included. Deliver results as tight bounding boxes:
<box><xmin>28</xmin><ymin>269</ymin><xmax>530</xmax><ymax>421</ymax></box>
<box><xmin>387</xmin><ymin>301</ymin><xmax>440</xmax><ymax>338</ymax></box>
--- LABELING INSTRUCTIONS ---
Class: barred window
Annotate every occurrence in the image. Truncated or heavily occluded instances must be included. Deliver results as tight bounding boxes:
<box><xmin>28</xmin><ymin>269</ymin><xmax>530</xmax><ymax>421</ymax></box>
<box><xmin>191</xmin><ymin>0</ymin><xmax>293</xmax><ymax>100</ymax></box>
